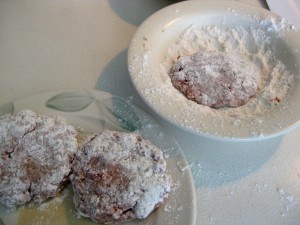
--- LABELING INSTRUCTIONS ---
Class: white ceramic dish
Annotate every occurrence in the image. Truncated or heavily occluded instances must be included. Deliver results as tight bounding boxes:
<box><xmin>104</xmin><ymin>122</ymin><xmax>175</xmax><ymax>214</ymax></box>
<box><xmin>266</xmin><ymin>0</ymin><xmax>300</xmax><ymax>28</ymax></box>
<box><xmin>128</xmin><ymin>0</ymin><xmax>300</xmax><ymax>141</ymax></box>
<box><xmin>0</xmin><ymin>89</ymin><xmax>196</xmax><ymax>225</ymax></box>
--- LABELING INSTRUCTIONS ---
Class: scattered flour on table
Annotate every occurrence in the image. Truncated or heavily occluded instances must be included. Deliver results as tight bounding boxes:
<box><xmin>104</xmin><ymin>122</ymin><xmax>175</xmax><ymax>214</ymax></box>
<box><xmin>277</xmin><ymin>188</ymin><xmax>298</xmax><ymax>214</ymax></box>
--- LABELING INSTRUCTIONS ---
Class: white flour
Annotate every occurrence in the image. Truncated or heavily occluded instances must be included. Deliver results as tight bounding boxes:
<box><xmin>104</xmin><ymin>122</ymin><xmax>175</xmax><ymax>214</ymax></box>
<box><xmin>160</xmin><ymin>24</ymin><xmax>294</xmax><ymax>118</ymax></box>
<box><xmin>129</xmin><ymin>16</ymin><xmax>299</xmax><ymax>138</ymax></box>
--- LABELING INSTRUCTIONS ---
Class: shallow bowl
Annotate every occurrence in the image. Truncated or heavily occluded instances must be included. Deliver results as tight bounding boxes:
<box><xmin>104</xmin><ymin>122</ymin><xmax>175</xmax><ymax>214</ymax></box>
<box><xmin>128</xmin><ymin>0</ymin><xmax>300</xmax><ymax>141</ymax></box>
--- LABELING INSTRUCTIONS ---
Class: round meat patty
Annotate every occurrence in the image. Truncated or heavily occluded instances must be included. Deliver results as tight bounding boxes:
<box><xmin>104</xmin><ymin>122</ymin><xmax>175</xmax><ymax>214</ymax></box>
<box><xmin>170</xmin><ymin>51</ymin><xmax>258</xmax><ymax>108</ymax></box>
<box><xmin>0</xmin><ymin>110</ymin><xmax>78</xmax><ymax>207</ymax></box>
<box><xmin>71</xmin><ymin>130</ymin><xmax>171</xmax><ymax>223</ymax></box>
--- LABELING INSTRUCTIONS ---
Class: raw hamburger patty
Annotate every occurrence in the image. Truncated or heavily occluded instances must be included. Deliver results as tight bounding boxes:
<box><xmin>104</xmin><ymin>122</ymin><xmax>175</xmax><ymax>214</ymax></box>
<box><xmin>71</xmin><ymin>130</ymin><xmax>171</xmax><ymax>223</ymax></box>
<box><xmin>0</xmin><ymin>110</ymin><xmax>78</xmax><ymax>207</ymax></box>
<box><xmin>170</xmin><ymin>51</ymin><xmax>258</xmax><ymax>108</ymax></box>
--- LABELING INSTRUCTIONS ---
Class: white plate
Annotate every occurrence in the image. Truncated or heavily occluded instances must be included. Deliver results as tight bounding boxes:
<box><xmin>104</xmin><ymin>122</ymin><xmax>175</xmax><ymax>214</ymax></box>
<box><xmin>0</xmin><ymin>89</ymin><xmax>196</xmax><ymax>225</ymax></box>
<box><xmin>128</xmin><ymin>0</ymin><xmax>300</xmax><ymax>141</ymax></box>
<box><xmin>266</xmin><ymin>0</ymin><xmax>300</xmax><ymax>28</ymax></box>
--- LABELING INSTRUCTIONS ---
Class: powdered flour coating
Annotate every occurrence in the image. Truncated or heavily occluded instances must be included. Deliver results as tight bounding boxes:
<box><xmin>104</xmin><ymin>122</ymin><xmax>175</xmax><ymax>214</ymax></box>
<box><xmin>159</xmin><ymin>25</ymin><xmax>294</xmax><ymax>119</ymax></box>
<box><xmin>171</xmin><ymin>51</ymin><xmax>258</xmax><ymax>108</ymax></box>
<box><xmin>0</xmin><ymin>110</ymin><xmax>78</xmax><ymax>207</ymax></box>
<box><xmin>71</xmin><ymin>130</ymin><xmax>171</xmax><ymax>223</ymax></box>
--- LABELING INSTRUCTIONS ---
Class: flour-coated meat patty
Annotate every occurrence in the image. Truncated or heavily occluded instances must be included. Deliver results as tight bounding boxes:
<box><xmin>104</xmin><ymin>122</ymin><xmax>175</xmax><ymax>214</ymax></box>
<box><xmin>170</xmin><ymin>51</ymin><xmax>258</xmax><ymax>108</ymax></box>
<box><xmin>0</xmin><ymin>110</ymin><xmax>78</xmax><ymax>207</ymax></box>
<box><xmin>71</xmin><ymin>130</ymin><xmax>171</xmax><ymax>223</ymax></box>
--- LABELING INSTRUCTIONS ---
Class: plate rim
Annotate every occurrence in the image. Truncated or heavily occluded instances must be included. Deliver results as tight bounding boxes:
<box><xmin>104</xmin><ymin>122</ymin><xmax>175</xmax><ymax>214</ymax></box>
<box><xmin>0</xmin><ymin>88</ymin><xmax>197</xmax><ymax>225</ymax></box>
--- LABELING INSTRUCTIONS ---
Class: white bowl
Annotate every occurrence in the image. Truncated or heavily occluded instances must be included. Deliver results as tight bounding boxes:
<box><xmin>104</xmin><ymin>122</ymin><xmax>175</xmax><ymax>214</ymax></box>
<box><xmin>128</xmin><ymin>0</ymin><xmax>300</xmax><ymax>141</ymax></box>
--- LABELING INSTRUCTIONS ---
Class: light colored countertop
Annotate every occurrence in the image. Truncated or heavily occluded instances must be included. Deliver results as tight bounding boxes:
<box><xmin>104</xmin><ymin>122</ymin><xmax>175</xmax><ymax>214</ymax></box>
<box><xmin>1</xmin><ymin>1</ymin><xmax>300</xmax><ymax>225</ymax></box>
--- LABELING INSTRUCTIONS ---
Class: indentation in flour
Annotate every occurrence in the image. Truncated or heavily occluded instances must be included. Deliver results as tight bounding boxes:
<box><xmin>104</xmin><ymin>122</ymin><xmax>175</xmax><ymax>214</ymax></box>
<box><xmin>151</xmin><ymin>22</ymin><xmax>296</xmax><ymax>137</ymax></box>
<box><xmin>161</xmin><ymin>25</ymin><xmax>294</xmax><ymax>117</ymax></box>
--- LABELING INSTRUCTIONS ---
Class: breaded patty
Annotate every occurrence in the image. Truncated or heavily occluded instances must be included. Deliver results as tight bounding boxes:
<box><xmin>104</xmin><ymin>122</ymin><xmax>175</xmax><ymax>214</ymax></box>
<box><xmin>71</xmin><ymin>130</ymin><xmax>171</xmax><ymax>223</ymax></box>
<box><xmin>170</xmin><ymin>51</ymin><xmax>258</xmax><ymax>108</ymax></box>
<box><xmin>0</xmin><ymin>110</ymin><xmax>78</xmax><ymax>207</ymax></box>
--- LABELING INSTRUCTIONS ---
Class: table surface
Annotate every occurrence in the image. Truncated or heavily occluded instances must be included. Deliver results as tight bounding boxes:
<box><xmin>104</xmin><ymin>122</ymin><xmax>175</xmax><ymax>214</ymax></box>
<box><xmin>1</xmin><ymin>1</ymin><xmax>300</xmax><ymax>225</ymax></box>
